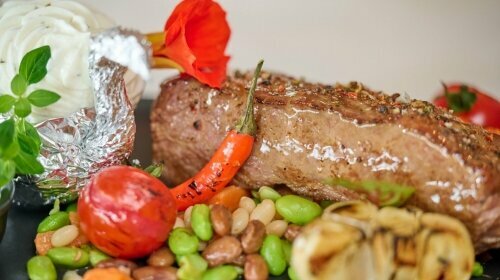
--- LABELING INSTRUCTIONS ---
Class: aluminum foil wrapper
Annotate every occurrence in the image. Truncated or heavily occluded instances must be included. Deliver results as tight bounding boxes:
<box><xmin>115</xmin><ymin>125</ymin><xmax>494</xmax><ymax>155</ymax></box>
<box><xmin>12</xmin><ymin>28</ymin><xmax>151</xmax><ymax>208</ymax></box>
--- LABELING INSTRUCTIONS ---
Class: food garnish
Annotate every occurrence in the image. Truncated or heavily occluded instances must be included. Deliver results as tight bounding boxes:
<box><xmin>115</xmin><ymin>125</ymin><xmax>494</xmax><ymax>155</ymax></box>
<box><xmin>77</xmin><ymin>166</ymin><xmax>177</xmax><ymax>258</ymax></box>
<box><xmin>324</xmin><ymin>178</ymin><xmax>415</xmax><ymax>207</ymax></box>
<box><xmin>434</xmin><ymin>82</ymin><xmax>500</xmax><ymax>129</ymax></box>
<box><xmin>170</xmin><ymin>60</ymin><xmax>264</xmax><ymax>211</ymax></box>
<box><xmin>0</xmin><ymin>45</ymin><xmax>60</xmax><ymax>186</ymax></box>
<box><xmin>147</xmin><ymin>0</ymin><xmax>230</xmax><ymax>88</ymax></box>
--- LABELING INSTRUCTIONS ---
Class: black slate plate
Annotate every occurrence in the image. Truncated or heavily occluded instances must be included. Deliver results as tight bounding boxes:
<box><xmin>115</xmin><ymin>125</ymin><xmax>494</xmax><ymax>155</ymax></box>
<box><xmin>0</xmin><ymin>100</ymin><xmax>498</xmax><ymax>280</ymax></box>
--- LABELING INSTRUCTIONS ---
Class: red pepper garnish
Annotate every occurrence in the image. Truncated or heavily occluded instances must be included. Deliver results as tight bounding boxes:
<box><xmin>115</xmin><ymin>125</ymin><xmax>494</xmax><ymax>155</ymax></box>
<box><xmin>171</xmin><ymin>60</ymin><xmax>263</xmax><ymax>211</ymax></box>
<box><xmin>147</xmin><ymin>0</ymin><xmax>230</xmax><ymax>88</ymax></box>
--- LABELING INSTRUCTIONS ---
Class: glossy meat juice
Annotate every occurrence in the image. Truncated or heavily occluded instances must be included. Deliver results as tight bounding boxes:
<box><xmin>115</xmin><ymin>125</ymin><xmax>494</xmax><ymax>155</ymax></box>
<box><xmin>151</xmin><ymin>71</ymin><xmax>500</xmax><ymax>253</ymax></box>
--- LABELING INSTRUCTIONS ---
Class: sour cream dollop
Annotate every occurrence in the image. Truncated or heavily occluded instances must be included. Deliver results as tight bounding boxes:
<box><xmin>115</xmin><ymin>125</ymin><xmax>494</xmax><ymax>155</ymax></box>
<box><xmin>0</xmin><ymin>0</ymin><xmax>143</xmax><ymax>123</ymax></box>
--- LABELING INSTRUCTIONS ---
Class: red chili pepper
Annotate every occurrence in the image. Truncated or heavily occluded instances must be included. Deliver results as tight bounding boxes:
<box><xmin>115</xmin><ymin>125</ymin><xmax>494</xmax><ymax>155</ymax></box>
<box><xmin>171</xmin><ymin>60</ymin><xmax>264</xmax><ymax>211</ymax></box>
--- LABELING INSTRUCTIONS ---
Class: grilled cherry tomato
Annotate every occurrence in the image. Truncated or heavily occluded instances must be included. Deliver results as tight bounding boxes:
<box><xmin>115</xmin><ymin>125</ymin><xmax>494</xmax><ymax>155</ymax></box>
<box><xmin>434</xmin><ymin>83</ymin><xmax>500</xmax><ymax>129</ymax></box>
<box><xmin>78</xmin><ymin>166</ymin><xmax>176</xmax><ymax>259</ymax></box>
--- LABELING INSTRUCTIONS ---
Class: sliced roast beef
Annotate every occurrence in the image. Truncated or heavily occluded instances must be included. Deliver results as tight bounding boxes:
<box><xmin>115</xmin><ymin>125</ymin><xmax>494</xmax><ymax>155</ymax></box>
<box><xmin>151</xmin><ymin>72</ymin><xmax>499</xmax><ymax>253</ymax></box>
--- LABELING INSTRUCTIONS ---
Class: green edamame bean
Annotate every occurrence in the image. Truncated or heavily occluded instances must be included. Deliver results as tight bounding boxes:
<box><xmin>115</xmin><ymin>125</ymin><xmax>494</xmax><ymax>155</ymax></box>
<box><xmin>27</xmin><ymin>256</ymin><xmax>57</xmax><ymax>280</ymax></box>
<box><xmin>202</xmin><ymin>265</ymin><xmax>240</xmax><ymax>280</ymax></box>
<box><xmin>472</xmin><ymin>262</ymin><xmax>484</xmax><ymax>277</ymax></box>
<box><xmin>288</xmin><ymin>266</ymin><xmax>299</xmax><ymax>280</ymax></box>
<box><xmin>65</xmin><ymin>203</ymin><xmax>77</xmax><ymax>213</ymax></box>
<box><xmin>46</xmin><ymin>247</ymin><xmax>89</xmax><ymax>268</ymax></box>
<box><xmin>319</xmin><ymin>200</ymin><xmax>334</xmax><ymax>209</ymax></box>
<box><xmin>177</xmin><ymin>254</ymin><xmax>208</xmax><ymax>280</ymax></box>
<box><xmin>89</xmin><ymin>248</ymin><xmax>110</xmax><ymax>266</ymax></box>
<box><xmin>37</xmin><ymin>211</ymin><xmax>70</xmax><ymax>233</ymax></box>
<box><xmin>191</xmin><ymin>204</ymin><xmax>213</xmax><ymax>241</ymax></box>
<box><xmin>168</xmin><ymin>228</ymin><xmax>199</xmax><ymax>256</ymax></box>
<box><xmin>258</xmin><ymin>186</ymin><xmax>281</xmax><ymax>201</ymax></box>
<box><xmin>281</xmin><ymin>239</ymin><xmax>292</xmax><ymax>264</ymax></box>
<box><xmin>260</xmin><ymin>235</ymin><xmax>287</xmax><ymax>276</ymax></box>
<box><xmin>275</xmin><ymin>195</ymin><xmax>322</xmax><ymax>225</ymax></box>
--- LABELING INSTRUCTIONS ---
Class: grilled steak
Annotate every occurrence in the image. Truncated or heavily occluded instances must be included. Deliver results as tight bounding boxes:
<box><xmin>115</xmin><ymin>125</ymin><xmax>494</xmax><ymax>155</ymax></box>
<box><xmin>151</xmin><ymin>72</ymin><xmax>500</xmax><ymax>253</ymax></box>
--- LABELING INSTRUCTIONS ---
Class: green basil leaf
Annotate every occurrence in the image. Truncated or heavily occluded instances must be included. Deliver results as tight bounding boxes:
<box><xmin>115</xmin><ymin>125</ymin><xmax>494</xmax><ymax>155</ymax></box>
<box><xmin>27</xmin><ymin>89</ymin><xmax>61</xmax><ymax>107</ymax></box>
<box><xmin>13</xmin><ymin>150</ymin><xmax>44</xmax><ymax>174</ymax></box>
<box><xmin>0</xmin><ymin>159</ymin><xmax>16</xmax><ymax>186</ymax></box>
<box><xmin>14</xmin><ymin>98</ymin><xmax>31</xmax><ymax>118</ymax></box>
<box><xmin>0</xmin><ymin>118</ymin><xmax>15</xmax><ymax>151</ymax></box>
<box><xmin>19</xmin><ymin>45</ymin><xmax>51</xmax><ymax>85</ymax></box>
<box><xmin>0</xmin><ymin>95</ymin><xmax>17</xmax><ymax>113</ymax></box>
<box><xmin>2</xmin><ymin>140</ymin><xmax>20</xmax><ymax>160</ymax></box>
<box><xmin>17</xmin><ymin>131</ymin><xmax>40</xmax><ymax>156</ymax></box>
<box><xmin>24</xmin><ymin>120</ymin><xmax>41</xmax><ymax>149</ymax></box>
<box><xmin>11</xmin><ymin>74</ymin><xmax>28</xmax><ymax>96</ymax></box>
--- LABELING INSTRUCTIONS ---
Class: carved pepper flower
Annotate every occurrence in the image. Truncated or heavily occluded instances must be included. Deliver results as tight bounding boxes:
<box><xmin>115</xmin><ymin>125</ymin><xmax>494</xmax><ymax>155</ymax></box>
<box><xmin>148</xmin><ymin>0</ymin><xmax>230</xmax><ymax>88</ymax></box>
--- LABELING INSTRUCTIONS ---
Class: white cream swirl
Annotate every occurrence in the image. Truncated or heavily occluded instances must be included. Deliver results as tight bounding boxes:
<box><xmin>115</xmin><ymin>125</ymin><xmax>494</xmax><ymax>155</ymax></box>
<box><xmin>0</xmin><ymin>0</ymin><xmax>116</xmax><ymax>123</ymax></box>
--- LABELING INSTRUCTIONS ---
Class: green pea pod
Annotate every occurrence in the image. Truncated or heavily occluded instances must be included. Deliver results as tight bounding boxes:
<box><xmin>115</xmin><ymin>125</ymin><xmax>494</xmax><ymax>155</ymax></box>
<box><xmin>46</xmin><ymin>247</ymin><xmax>89</xmax><ymax>269</ymax></box>
<box><xmin>191</xmin><ymin>204</ymin><xmax>213</xmax><ymax>241</ymax></box>
<box><xmin>202</xmin><ymin>265</ymin><xmax>240</xmax><ymax>280</ymax></box>
<box><xmin>37</xmin><ymin>211</ymin><xmax>70</xmax><ymax>233</ymax></box>
<box><xmin>168</xmin><ymin>228</ymin><xmax>199</xmax><ymax>256</ymax></box>
<box><xmin>260</xmin><ymin>235</ymin><xmax>287</xmax><ymax>276</ymax></box>
<box><xmin>275</xmin><ymin>195</ymin><xmax>322</xmax><ymax>225</ymax></box>
<box><xmin>65</xmin><ymin>203</ymin><xmax>77</xmax><ymax>213</ymax></box>
<box><xmin>89</xmin><ymin>248</ymin><xmax>110</xmax><ymax>266</ymax></box>
<box><xmin>281</xmin><ymin>239</ymin><xmax>292</xmax><ymax>264</ymax></box>
<box><xmin>258</xmin><ymin>186</ymin><xmax>281</xmax><ymax>201</ymax></box>
<box><xmin>27</xmin><ymin>256</ymin><xmax>57</xmax><ymax>280</ymax></box>
<box><xmin>177</xmin><ymin>254</ymin><xmax>208</xmax><ymax>280</ymax></box>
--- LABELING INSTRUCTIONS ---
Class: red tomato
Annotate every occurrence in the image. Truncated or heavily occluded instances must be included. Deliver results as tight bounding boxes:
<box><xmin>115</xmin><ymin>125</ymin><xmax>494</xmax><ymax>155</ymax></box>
<box><xmin>78</xmin><ymin>166</ymin><xmax>176</xmax><ymax>259</ymax></box>
<box><xmin>434</xmin><ymin>83</ymin><xmax>500</xmax><ymax>129</ymax></box>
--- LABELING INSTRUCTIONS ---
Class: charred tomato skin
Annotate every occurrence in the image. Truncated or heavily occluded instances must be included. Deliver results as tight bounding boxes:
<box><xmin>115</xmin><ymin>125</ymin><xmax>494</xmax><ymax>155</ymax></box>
<box><xmin>434</xmin><ymin>84</ymin><xmax>500</xmax><ymax>129</ymax></box>
<box><xmin>78</xmin><ymin>166</ymin><xmax>176</xmax><ymax>259</ymax></box>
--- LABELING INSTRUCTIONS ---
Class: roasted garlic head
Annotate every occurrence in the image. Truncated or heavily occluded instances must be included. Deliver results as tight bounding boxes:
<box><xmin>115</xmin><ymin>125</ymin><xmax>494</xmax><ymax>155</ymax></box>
<box><xmin>292</xmin><ymin>201</ymin><xmax>474</xmax><ymax>280</ymax></box>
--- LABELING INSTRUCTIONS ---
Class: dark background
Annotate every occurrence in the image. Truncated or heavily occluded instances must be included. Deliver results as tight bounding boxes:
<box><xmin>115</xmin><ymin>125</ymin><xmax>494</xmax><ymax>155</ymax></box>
<box><xmin>0</xmin><ymin>100</ymin><xmax>498</xmax><ymax>279</ymax></box>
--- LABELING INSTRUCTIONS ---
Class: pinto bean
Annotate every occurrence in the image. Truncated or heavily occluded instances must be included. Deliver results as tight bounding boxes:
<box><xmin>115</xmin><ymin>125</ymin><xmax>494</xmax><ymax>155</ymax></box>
<box><xmin>132</xmin><ymin>266</ymin><xmax>178</xmax><ymax>280</ymax></box>
<box><xmin>202</xmin><ymin>236</ymin><xmax>242</xmax><ymax>267</ymax></box>
<box><xmin>147</xmin><ymin>248</ymin><xmax>175</xmax><ymax>267</ymax></box>
<box><xmin>244</xmin><ymin>254</ymin><xmax>268</xmax><ymax>280</ymax></box>
<box><xmin>210</xmin><ymin>205</ymin><xmax>232</xmax><ymax>236</ymax></box>
<box><xmin>241</xmin><ymin>220</ymin><xmax>266</xmax><ymax>254</ymax></box>
<box><xmin>284</xmin><ymin>224</ymin><xmax>302</xmax><ymax>242</ymax></box>
<box><xmin>95</xmin><ymin>259</ymin><xmax>137</xmax><ymax>276</ymax></box>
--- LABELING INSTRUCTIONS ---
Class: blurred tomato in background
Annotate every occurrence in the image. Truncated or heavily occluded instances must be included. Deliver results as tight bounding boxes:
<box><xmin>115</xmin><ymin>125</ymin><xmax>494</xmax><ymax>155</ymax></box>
<box><xmin>434</xmin><ymin>83</ymin><xmax>500</xmax><ymax>131</ymax></box>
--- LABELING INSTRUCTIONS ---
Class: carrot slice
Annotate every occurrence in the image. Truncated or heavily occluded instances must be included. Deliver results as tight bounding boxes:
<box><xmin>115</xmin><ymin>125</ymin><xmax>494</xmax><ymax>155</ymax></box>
<box><xmin>35</xmin><ymin>231</ymin><xmax>54</xmax><ymax>256</ymax></box>
<box><xmin>208</xmin><ymin>185</ymin><xmax>249</xmax><ymax>212</ymax></box>
<box><xmin>83</xmin><ymin>268</ymin><xmax>132</xmax><ymax>280</ymax></box>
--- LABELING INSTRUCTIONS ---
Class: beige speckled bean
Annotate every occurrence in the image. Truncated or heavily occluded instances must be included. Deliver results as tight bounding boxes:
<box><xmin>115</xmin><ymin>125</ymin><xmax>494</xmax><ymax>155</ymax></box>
<box><xmin>250</xmin><ymin>199</ymin><xmax>275</xmax><ymax>225</ymax></box>
<box><xmin>184</xmin><ymin>206</ymin><xmax>193</xmax><ymax>228</ymax></box>
<box><xmin>173</xmin><ymin>217</ymin><xmax>185</xmax><ymax>229</ymax></box>
<box><xmin>239</xmin><ymin>196</ymin><xmax>256</xmax><ymax>213</ymax></box>
<box><xmin>266</xmin><ymin>220</ymin><xmax>288</xmax><ymax>237</ymax></box>
<box><xmin>51</xmin><ymin>225</ymin><xmax>79</xmax><ymax>247</ymax></box>
<box><xmin>62</xmin><ymin>270</ymin><xmax>82</xmax><ymax>280</ymax></box>
<box><xmin>231</xmin><ymin>208</ymin><xmax>249</xmax><ymax>235</ymax></box>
